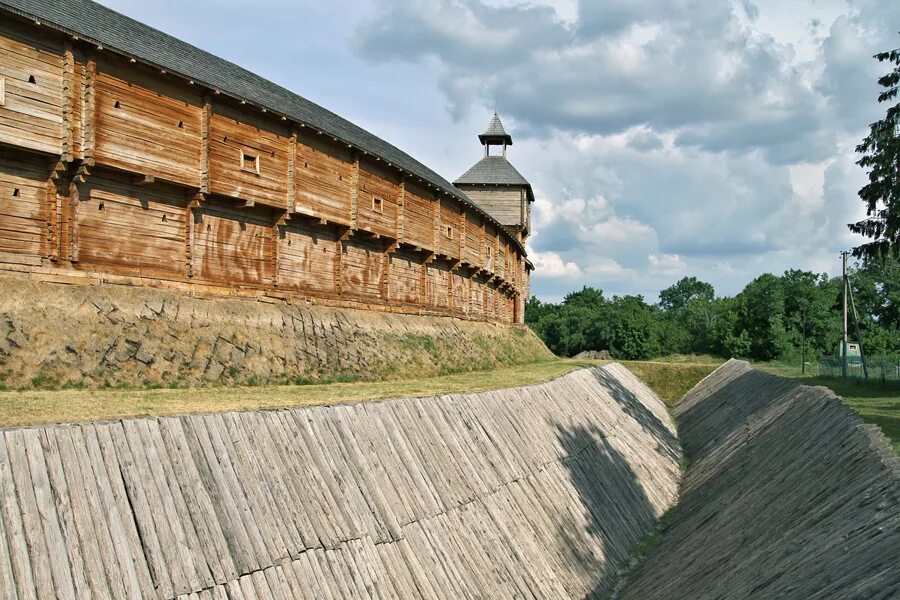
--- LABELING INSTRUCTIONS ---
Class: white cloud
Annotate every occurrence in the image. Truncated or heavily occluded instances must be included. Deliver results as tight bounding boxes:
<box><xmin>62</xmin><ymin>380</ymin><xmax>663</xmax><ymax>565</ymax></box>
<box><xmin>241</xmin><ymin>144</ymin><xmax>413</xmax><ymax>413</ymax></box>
<box><xmin>588</xmin><ymin>217</ymin><xmax>657</xmax><ymax>245</ymax></box>
<box><xmin>528</xmin><ymin>250</ymin><xmax>584</xmax><ymax>278</ymax></box>
<box><xmin>355</xmin><ymin>0</ymin><xmax>868</xmax><ymax>164</ymax></box>
<box><xmin>649</xmin><ymin>253</ymin><xmax>687</xmax><ymax>271</ymax></box>
<box><xmin>585</xmin><ymin>257</ymin><xmax>630</xmax><ymax>277</ymax></box>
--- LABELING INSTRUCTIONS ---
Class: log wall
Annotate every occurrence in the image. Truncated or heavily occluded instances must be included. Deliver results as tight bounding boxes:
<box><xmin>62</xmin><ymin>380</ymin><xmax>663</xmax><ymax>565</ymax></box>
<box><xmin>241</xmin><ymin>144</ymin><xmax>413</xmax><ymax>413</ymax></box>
<box><xmin>0</xmin><ymin>19</ymin><xmax>64</xmax><ymax>155</ymax></box>
<box><xmin>208</xmin><ymin>107</ymin><xmax>289</xmax><ymax>209</ymax></box>
<box><xmin>425</xmin><ymin>261</ymin><xmax>451</xmax><ymax>309</ymax></box>
<box><xmin>401</xmin><ymin>183</ymin><xmax>435</xmax><ymax>251</ymax></box>
<box><xmin>463</xmin><ymin>211</ymin><xmax>481</xmax><ymax>266</ymax></box>
<box><xmin>294</xmin><ymin>135</ymin><xmax>352</xmax><ymax>225</ymax></box>
<box><xmin>92</xmin><ymin>63</ymin><xmax>202</xmax><ymax>187</ymax></box>
<box><xmin>76</xmin><ymin>173</ymin><xmax>189</xmax><ymax>279</ymax></box>
<box><xmin>277</xmin><ymin>221</ymin><xmax>338</xmax><ymax>294</ymax></box>
<box><xmin>451</xmin><ymin>268</ymin><xmax>469</xmax><ymax>314</ymax></box>
<box><xmin>388</xmin><ymin>249</ymin><xmax>423</xmax><ymax>305</ymax></box>
<box><xmin>356</xmin><ymin>160</ymin><xmax>399</xmax><ymax>238</ymax></box>
<box><xmin>437</xmin><ymin>198</ymin><xmax>462</xmax><ymax>259</ymax></box>
<box><xmin>458</xmin><ymin>187</ymin><xmax>525</xmax><ymax>228</ymax></box>
<box><xmin>0</xmin><ymin>150</ymin><xmax>52</xmax><ymax>262</ymax></box>
<box><xmin>0</xmin><ymin>13</ymin><xmax>526</xmax><ymax>324</ymax></box>
<box><xmin>340</xmin><ymin>237</ymin><xmax>385</xmax><ymax>300</ymax></box>
<box><xmin>191</xmin><ymin>200</ymin><xmax>276</xmax><ymax>287</ymax></box>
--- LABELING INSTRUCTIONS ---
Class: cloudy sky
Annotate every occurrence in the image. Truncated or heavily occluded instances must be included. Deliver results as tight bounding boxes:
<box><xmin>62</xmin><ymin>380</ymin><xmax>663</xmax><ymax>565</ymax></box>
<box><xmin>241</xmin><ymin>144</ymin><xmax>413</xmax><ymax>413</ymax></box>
<box><xmin>99</xmin><ymin>0</ymin><xmax>898</xmax><ymax>302</ymax></box>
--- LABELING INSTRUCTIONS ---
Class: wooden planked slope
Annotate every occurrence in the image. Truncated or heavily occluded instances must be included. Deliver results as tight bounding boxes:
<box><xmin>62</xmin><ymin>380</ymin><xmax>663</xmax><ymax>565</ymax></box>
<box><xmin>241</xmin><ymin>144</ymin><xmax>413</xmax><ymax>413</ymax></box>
<box><xmin>619</xmin><ymin>360</ymin><xmax>900</xmax><ymax>600</ymax></box>
<box><xmin>0</xmin><ymin>365</ymin><xmax>682</xmax><ymax>598</ymax></box>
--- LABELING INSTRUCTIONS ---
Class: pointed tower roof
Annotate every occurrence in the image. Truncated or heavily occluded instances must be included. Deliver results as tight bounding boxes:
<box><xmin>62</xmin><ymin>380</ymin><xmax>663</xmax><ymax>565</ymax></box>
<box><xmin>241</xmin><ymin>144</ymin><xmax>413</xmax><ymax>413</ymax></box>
<box><xmin>478</xmin><ymin>113</ymin><xmax>513</xmax><ymax>146</ymax></box>
<box><xmin>454</xmin><ymin>113</ymin><xmax>534</xmax><ymax>204</ymax></box>
<box><xmin>455</xmin><ymin>156</ymin><xmax>529</xmax><ymax>186</ymax></box>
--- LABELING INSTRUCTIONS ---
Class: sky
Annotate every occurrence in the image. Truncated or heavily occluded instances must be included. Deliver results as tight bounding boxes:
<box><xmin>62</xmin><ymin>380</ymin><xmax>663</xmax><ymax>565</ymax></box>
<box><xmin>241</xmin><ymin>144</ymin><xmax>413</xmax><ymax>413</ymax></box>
<box><xmin>97</xmin><ymin>0</ymin><xmax>899</xmax><ymax>302</ymax></box>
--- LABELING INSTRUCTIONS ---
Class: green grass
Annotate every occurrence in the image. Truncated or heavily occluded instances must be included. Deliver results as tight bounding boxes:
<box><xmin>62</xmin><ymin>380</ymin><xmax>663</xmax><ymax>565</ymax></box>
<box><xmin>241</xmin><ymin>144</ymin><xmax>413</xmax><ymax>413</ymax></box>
<box><xmin>0</xmin><ymin>356</ymin><xmax>715</xmax><ymax>428</ymax></box>
<box><xmin>0</xmin><ymin>358</ymin><xmax>597</xmax><ymax>428</ymax></box>
<box><xmin>620</xmin><ymin>359</ymin><xmax>722</xmax><ymax>406</ymax></box>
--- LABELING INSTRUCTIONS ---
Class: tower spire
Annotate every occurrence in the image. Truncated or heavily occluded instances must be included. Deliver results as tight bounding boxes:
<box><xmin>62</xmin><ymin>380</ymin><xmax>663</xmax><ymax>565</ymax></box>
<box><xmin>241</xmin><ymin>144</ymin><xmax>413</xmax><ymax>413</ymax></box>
<box><xmin>479</xmin><ymin>112</ymin><xmax>513</xmax><ymax>157</ymax></box>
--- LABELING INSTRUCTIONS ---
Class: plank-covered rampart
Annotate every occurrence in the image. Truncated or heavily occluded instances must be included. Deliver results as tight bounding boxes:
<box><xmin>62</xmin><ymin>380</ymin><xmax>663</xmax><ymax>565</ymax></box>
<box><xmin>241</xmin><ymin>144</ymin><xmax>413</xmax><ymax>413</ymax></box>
<box><xmin>0</xmin><ymin>365</ymin><xmax>682</xmax><ymax>598</ymax></box>
<box><xmin>619</xmin><ymin>360</ymin><xmax>900</xmax><ymax>599</ymax></box>
<box><xmin>0</xmin><ymin>4</ymin><xmax>528</xmax><ymax>323</ymax></box>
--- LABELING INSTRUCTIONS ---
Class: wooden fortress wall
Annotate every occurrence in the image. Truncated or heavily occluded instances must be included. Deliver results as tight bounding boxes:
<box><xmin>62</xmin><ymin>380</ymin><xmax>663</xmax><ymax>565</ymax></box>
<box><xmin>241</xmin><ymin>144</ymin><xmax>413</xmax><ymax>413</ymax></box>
<box><xmin>0</xmin><ymin>16</ymin><xmax>527</xmax><ymax>323</ymax></box>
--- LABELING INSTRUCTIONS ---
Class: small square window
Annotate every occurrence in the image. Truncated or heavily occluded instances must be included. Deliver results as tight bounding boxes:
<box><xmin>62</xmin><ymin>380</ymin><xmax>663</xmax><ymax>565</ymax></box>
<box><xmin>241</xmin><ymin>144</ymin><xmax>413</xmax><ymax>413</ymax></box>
<box><xmin>446</xmin><ymin>226</ymin><xmax>454</xmax><ymax>240</ymax></box>
<box><xmin>372</xmin><ymin>197</ymin><xmax>383</xmax><ymax>214</ymax></box>
<box><xmin>241</xmin><ymin>151</ymin><xmax>260</xmax><ymax>174</ymax></box>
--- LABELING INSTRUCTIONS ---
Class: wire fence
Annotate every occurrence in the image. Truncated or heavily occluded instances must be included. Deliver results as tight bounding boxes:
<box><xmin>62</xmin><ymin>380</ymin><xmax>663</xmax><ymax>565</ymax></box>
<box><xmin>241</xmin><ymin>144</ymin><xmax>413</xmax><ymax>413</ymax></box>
<box><xmin>818</xmin><ymin>356</ymin><xmax>900</xmax><ymax>384</ymax></box>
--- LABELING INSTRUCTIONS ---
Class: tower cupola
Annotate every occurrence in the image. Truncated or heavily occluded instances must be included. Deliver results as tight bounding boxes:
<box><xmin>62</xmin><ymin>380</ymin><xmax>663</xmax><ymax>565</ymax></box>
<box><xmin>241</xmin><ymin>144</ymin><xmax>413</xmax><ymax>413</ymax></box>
<box><xmin>479</xmin><ymin>113</ymin><xmax>513</xmax><ymax>157</ymax></box>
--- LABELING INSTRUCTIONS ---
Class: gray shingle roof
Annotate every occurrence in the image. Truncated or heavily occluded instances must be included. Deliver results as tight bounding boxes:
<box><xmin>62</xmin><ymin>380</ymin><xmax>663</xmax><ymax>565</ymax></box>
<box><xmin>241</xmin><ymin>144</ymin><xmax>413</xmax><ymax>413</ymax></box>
<box><xmin>455</xmin><ymin>156</ymin><xmax>534</xmax><ymax>204</ymax></box>
<box><xmin>479</xmin><ymin>113</ymin><xmax>512</xmax><ymax>146</ymax></box>
<box><xmin>454</xmin><ymin>156</ymin><xmax>527</xmax><ymax>185</ymax></box>
<box><xmin>0</xmin><ymin>0</ymin><xmax>526</xmax><ymax>255</ymax></box>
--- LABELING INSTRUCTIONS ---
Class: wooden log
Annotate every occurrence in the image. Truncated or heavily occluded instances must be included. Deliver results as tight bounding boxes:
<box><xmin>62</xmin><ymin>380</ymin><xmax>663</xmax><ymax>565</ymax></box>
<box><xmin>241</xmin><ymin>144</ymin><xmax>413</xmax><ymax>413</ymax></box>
<box><xmin>350</xmin><ymin>158</ymin><xmax>359</xmax><ymax>229</ymax></box>
<box><xmin>0</xmin><ymin>430</ymin><xmax>37</xmax><ymax>599</ymax></box>
<box><xmin>81</xmin><ymin>55</ymin><xmax>96</xmax><ymax>162</ymax></box>
<box><xmin>0</xmin><ymin>465</ymin><xmax>17</xmax><ymax>599</ymax></box>
<box><xmin>200</xmin><ymin>96</ymin><xmax>210</xmax><ymax>193</ymax></box>
<box><xmin>4</xmin><ymin>430</ymin><xmax>57</xmax><ymax>598</ymax></box>
<box><xmin>179</xmin><ymin>415</ymin><xmax>258</xmax><ymax>575</ymax></box>
<box><xmin>157</xmin><ymin>417</ymin><xmax>237</xmax><ymax>585</ymax></box>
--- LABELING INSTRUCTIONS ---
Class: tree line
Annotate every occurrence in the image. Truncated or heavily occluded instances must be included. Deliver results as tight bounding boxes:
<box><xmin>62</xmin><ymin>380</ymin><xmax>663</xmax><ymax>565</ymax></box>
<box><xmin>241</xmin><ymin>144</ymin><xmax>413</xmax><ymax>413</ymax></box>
<box><xmin>525</xmin><ymin>256</ymin><xmax>900</xmax><ymax>362</ymax></box>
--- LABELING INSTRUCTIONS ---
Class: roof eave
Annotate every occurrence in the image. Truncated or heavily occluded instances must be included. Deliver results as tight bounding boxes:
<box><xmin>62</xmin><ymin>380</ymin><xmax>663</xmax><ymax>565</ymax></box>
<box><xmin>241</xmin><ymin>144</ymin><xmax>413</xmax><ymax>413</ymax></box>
<box><xmin>478</xmin><ymin>134</ymin><xmax>513</xmax><ymax>146</ymax></box>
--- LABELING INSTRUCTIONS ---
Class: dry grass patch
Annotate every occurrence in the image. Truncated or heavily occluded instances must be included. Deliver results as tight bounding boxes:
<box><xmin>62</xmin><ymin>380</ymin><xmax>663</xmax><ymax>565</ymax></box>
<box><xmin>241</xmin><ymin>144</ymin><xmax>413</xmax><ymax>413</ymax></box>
<box><xmin>0</xmin><ymin>359</ymin><xmax>600</xmax><ymax>428</ymax></box>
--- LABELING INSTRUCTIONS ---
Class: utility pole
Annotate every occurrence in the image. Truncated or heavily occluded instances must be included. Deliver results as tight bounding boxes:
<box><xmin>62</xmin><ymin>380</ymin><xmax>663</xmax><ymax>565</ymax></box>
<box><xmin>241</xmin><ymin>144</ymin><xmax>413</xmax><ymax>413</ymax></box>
<box><xmin>801</xmin><ymin>307</ymin><xmax>807</xmax><ymax>376</ymax></box>
<box><xmin>842</xmin><ymin>251</ymin><xmax>849</xmax><ymax>378</ymax></box>
<box><xmin>848</xmin><ymin>278</ymin><xmax>870</xmax><ymax>381</ymax></box>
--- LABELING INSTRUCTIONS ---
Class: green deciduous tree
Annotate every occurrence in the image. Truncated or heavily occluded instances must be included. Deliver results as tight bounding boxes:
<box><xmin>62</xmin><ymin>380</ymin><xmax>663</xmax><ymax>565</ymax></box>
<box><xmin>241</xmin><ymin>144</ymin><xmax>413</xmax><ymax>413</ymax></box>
<box><xmin>658</xmin><ymin>277</ymin><xmax>720</xmax><ymax>354</ymax></box>
<box><xmin>658</xmin><ymin>276</ymin><xmax>715</xmax><ymax>311</ymax></box>
<box><xmin>733</xmin><ymin>274</ymin><xmax>789</xmax><ymax>361</ymax></box>
<box><xmin>853</xmin><ymin>39</ymin><xmax>900</xmax><ymax>258</ymax></box>
<box><xmin>607</xmin><ymin>295</ymin><xmax>664</xmax><ymax>360</ymax></box>
<box><xmin>849</xmin><ymin>255</ymin><xmax>900</xmax><ymax>355</ymax></box>
<box><xmin>523</xmin><ymin>262</ymin><xmax>899</xmax><ymax>362</ymax></box>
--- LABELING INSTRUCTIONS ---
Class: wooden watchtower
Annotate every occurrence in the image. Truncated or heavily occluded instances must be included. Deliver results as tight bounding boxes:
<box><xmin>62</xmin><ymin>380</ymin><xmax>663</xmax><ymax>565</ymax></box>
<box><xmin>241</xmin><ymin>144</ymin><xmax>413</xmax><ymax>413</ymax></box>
<box><xmin>454</xmin><ymin>114</ymin><xmax>534</xmax><ymax>243</ymax></box>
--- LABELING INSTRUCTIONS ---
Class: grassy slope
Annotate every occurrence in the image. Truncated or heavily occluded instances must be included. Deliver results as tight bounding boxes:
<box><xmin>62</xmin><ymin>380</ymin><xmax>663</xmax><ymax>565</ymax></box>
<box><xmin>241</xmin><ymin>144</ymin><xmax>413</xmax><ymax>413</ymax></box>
<box><xmin>0</xmin><ymin>359</ymin><xmax>596</xmax><ymax>428</ymax></box>
<box><xmin>620</xmin><ymin>360</ymin><xmax>721</xmax><ymax>406</ymax></box>
<box><xmin>0</xmin><ymin>353</ymin><xmax>895</xmax><ymax>455</ymax></box>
